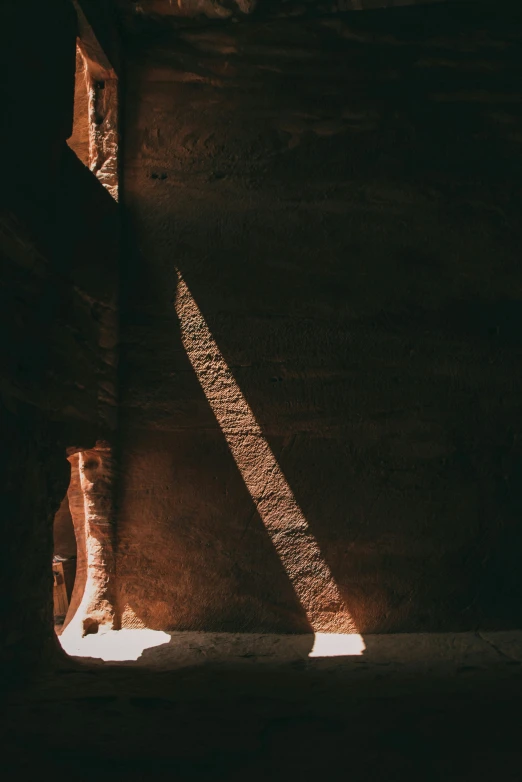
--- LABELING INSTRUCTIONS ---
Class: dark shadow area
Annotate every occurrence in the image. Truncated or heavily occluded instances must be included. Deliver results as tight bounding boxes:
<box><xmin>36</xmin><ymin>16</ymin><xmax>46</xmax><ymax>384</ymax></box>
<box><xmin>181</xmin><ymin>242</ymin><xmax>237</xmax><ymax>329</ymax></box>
<box><xmin>155</xmin><ymin>2</ymin><xmax>522</xmax><ymax>633</ymax></box>
<box><xmin>1</xmin><ymin>0</ymin><xmax>120</xmax><ymax>669</ymax></box>
<box><xmin>52</xmin><ymin>476</ymin><xmax>77</xmax><ymax>629</ymax></box>
<box><xmin>4</xmin><ymin>9</ymin><xmax>522</xmax><ymax>781</ymax></box>
<box><xmin>117</xmin><ymin>231</ymin><xmax>314</xmax><ymax>633</ymax></box>
<box><xmin>4</xmin><ymin>0</ymin><xmax>522</xmax><ymax>686</ymax></box>
<box><xmin>3</xmin><ymin>639</ymin><xmax>522</xmax><ymax>779</ymax></box>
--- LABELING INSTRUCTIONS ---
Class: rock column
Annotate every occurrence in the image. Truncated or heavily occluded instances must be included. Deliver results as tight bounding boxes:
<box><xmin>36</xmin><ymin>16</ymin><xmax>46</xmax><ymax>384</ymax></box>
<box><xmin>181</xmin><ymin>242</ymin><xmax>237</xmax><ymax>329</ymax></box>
<box><xmin>62</xmin><ymin>441</ymin><xmax>116</xmax><ymax>637</ymax></box>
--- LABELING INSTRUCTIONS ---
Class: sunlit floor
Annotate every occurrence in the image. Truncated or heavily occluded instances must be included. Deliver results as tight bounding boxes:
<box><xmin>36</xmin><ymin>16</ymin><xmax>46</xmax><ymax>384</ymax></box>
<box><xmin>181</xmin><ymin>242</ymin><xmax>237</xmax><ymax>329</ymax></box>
<box><xmin>59</xmin><ymin>627</ymin><xmax>522</xmax><ymax>669</ymax></box>
<box><xmin>59</xmin><ymin>628</ymin><xmax>368</xmax><ymax>663</ymax></box>
<box><xmin>4</xmin><ymin>630</ymin><xmax>522</xmax><ymax>781</ymax></box>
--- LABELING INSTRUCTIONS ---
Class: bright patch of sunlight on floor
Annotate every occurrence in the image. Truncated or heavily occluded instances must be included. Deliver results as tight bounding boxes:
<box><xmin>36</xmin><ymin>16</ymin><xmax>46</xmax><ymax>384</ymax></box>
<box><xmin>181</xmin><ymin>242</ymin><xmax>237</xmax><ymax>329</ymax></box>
<box><xmin>59</xmin><ymin>629</ymin><xmax>365</xmax><ymax>663</ymax></box>
<box><xmin>59</xmin><ymin>629</ymin><xmax>171</xmax><ymax>662</ymax></box>
<box><xmin>309</xmin><ymin>633</ymin><xmax>366</xmax><ymax>657</ymax></box>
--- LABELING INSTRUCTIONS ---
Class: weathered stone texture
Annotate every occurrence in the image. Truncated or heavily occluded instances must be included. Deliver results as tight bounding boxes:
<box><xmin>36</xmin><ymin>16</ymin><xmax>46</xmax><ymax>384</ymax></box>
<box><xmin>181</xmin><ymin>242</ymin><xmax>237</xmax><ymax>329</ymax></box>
<box><xmin>2</xmin><ymin>0</ymin><xmax>522</xmax><ymax>669</ymax></box>
<box><xmin>114</xmin><ymin>0</ymin><xmax>474</xmax><ymax>25</ymax></box>
<box><xmin>62</xmin><ymin>444</ymin><xmax>117</xmax><ymax>637</ymax></box>
<box><xmin>68</xmin><ymin>49</ymin><xmax>91</xmax><ymax>169</ymax></box>
<box><xmin>118</xmin><ymin>1</ymin><xmax>522</xmax><ymax>633</ymax></box>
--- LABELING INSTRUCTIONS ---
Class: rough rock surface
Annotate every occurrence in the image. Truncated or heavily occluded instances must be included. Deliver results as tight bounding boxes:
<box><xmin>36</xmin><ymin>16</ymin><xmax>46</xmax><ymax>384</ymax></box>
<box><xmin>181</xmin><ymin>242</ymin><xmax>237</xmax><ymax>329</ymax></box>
<box><xmin>67</xmin><ymin>49</ymin><xmax>91</xmax><ymax>169</ymax></box>
<box><xmin>4</xmin><ymin>631</ymin><xmax>522</xmax><ymax>779</ymax></box>
<box><xmin>2</xmin><ymin>0</ymin><xmax>522</xmax><ymax>670</ymax></box>
<box><xmin>114</xmin><ymin>0</ymin><xmax>473</xmax><ymax>25</ymax></box>
<box><xmin>68</xmin><ymin>37</ymin><xmax>120</xmax><ymax>200</ymax></box>
<box><xmin>118</xmin><ymin>0</ymin><xmax>522</xmax><ymax>633</ymax></box>
<box><xmin>61</xmin><ymin>444</ymin><xmax>117</xmax><ymax>638</ymax></box>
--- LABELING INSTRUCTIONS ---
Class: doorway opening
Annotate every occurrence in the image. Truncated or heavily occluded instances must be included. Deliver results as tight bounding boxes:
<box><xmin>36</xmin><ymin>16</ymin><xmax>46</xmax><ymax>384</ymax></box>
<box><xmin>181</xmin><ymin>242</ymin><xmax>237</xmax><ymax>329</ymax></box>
<box><xmin>52</xmin><ymin>454</ymin><xmax>89</xmax><ymax>637</ymax></box>
<box><xmin>52</xmin><ymin>481</ymin><xmax>77</xmax><ymax>634</ymax></box>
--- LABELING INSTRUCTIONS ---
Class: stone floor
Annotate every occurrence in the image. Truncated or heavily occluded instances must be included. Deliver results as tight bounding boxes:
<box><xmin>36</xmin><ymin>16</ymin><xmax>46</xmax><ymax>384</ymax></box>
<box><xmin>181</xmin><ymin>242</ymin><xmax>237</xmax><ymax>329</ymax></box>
<box><xmin>58</xmin><ymin>627</ymin><xmax>522</xmax><ymax>668</ymax></box>
<box><xmin>3</xmin><ymin>630</ymin><xmax>522</xmax><ymax>780</ymax></box>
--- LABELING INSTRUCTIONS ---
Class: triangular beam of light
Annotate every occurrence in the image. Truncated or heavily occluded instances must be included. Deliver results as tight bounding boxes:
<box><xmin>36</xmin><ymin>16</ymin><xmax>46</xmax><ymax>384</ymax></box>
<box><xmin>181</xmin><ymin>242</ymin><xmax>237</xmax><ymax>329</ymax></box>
<box><xmin>175</xmin><ymin>271</ymin><xmax>356</xmax><ymax>634</ymax></box>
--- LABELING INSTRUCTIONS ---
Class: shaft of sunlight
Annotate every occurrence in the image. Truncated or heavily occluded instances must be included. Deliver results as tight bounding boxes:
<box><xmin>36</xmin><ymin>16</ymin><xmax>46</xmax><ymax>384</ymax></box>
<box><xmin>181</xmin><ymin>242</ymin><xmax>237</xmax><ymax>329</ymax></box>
<box><xmin>175</xmin><ymin>271</ymin><xmax>356</xmax><ymax>634</ymax></box>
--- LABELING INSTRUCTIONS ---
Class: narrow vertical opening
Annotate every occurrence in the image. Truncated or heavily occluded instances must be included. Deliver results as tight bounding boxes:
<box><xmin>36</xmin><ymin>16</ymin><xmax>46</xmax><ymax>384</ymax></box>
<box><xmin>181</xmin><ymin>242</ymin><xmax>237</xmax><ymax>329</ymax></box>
<box><xmin>66</xmin><ymin>44</ymin><xmax>90</xmax><ymax>169</ymax></box>
<box><xmin>52</xmin><ymin>464</ymin><xmax>77</xmax><ymax>634</ymax></box>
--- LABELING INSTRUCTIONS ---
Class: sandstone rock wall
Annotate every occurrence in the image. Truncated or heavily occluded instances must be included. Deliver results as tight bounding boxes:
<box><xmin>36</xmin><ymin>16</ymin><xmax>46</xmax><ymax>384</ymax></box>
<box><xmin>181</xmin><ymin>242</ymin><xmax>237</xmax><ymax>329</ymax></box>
<box><xmin>118</xmin><ymin>1</ymin><xmax>522</xmax><ymax>633</ymax></box>
<box><xmin>0</xmin><ymin>1</ymin><xmax>119</xmax><ymax>668</ymax></box>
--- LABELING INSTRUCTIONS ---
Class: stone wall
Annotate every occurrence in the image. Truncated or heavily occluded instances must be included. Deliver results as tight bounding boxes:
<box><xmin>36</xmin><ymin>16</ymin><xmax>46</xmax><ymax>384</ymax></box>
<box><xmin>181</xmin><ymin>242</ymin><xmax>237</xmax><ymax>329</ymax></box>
<box><xmin>118</xmin><ymin>1</ymin><xmax>522</xmax><ymax>633</ymax></box>
<box><xmin>2</xmin><ymin>0</ymin><xmax>521</xmax><ymax>669</ymax></box>
<box><xmin>0</xmin><ymin>1</ymin><xmax>119</xmax><ymax>669</ymax></box>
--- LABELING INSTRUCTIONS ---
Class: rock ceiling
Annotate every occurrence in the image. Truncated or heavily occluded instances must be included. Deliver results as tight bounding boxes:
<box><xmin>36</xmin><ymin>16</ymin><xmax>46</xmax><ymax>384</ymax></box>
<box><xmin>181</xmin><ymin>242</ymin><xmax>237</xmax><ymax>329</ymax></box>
<box><xmin>112</xmin><ymin>0</ymin><xmax>473</xmax><ymax>26</ymax></box>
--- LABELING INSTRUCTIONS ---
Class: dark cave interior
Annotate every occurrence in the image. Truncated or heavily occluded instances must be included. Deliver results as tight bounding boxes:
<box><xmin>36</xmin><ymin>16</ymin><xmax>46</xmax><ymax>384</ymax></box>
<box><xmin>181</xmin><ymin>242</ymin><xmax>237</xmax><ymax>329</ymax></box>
<box><xmin>1</xmin><ymin>1</ymin><xmax>522</xmax><ymax>778</ymax></box>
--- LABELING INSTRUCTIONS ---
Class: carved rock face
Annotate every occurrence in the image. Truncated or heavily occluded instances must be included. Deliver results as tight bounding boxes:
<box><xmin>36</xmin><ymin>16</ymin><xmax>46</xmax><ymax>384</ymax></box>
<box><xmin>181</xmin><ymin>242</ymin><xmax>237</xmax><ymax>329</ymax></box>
<box><xmin>61</xmin><ymin>444</ymin><xmax>117</xmax><ymax>639</ymax></box>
